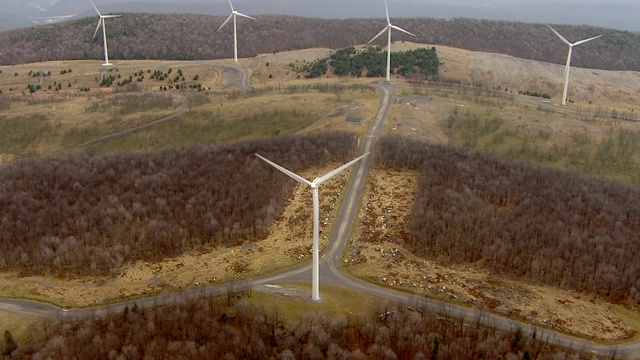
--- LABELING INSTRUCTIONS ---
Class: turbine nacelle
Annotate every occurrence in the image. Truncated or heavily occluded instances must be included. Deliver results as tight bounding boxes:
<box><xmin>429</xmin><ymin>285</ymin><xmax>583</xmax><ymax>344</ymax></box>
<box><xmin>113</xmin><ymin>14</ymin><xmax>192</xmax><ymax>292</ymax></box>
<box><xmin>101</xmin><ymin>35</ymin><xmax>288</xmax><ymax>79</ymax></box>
<box><xmin>256</xmin><ymin>152</ymin><xmax>369</xmax><ymax>301</ymax></box>
<box><xmin>233</xmin><ymin>10</ymin><xmax>255</xmax><ymax>20</ymax></box>
<box><xmin>548</xmin><ymin>25</ymin><xmax>602</xmax><ymax>48</ymax></box>
<box><xmin>368</xmin><ymin>0</ymin><xmax>415</xmax><ymax>82</ymax></box>
<box><xmin>218</xmin><ymin>0</ymin><xmax>255</xmax><ymax>62</ymax></box>
<box><xmin>93</xmin><ymin>15</ymin><xmax>121</xmax><ymax>40</ymax></box>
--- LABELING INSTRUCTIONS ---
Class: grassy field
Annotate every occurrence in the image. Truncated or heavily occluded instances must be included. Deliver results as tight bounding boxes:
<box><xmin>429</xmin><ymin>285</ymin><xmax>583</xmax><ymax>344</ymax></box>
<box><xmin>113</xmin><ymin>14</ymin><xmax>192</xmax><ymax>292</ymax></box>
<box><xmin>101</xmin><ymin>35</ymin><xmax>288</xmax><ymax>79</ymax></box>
<box><xmin>0</xmin><ymin>312</ymin><xmax>41</xmax><ymax>343</ymax></box>
<box><xmin>386</xmin><ymin>86</ymin><xmax>640</xmax><ymax>185</ymax></box>
<box><xmin>70</xmin><ymin>90</ymin><xmax>378</xmax><ymax>156</ymax></box>
<box><xmin>0</xmin><ymin>60</ymin><xmax>378</xmax><ymax>160</ymax></box>
<box><xmin>445</xmin><ymin>104</ymin><xmax>640</xmax><ymax>184</ymax></box>
<box><xmin>0</xmin><ymin>61</ymin><xmax>222</xmax><ymax>94</ymax></box>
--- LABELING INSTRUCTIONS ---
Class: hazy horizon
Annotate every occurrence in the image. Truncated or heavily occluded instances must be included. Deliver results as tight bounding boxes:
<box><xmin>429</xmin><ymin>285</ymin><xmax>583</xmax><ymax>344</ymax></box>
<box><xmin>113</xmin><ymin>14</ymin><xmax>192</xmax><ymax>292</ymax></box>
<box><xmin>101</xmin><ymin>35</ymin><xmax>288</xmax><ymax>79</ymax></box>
<box><xmin>1</xmin><ymin>0</ymin><xmax>639</xmax><ymax>32</ymax></box>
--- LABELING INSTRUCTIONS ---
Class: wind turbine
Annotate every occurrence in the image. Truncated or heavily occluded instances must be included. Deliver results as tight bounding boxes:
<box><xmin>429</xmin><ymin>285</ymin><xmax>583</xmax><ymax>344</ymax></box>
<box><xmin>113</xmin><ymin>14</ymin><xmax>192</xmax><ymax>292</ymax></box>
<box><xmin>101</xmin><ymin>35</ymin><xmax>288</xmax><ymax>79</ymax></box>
<box><xmin>368</xmin><ymin>0</ymin><xmax>415</xmax><ymax>82</ymax></box>
<box><xmin>256</xmin><ymin>152</ymin><xmax>369</xmax><ymax>301</ymax></box>
<box><xmin>217</xmin><ymin>0</ymin><xmax>256</xmax><ymax>63</ymax></box>
<box><xmin>90</xmin><ymin>0</ymin><xmax>121</xmax><ymax>66</ymax></box>
<box><xmin>548</xmin><ymin>25</ymin><xmax>602</xmax><ymax>105</ymax></box>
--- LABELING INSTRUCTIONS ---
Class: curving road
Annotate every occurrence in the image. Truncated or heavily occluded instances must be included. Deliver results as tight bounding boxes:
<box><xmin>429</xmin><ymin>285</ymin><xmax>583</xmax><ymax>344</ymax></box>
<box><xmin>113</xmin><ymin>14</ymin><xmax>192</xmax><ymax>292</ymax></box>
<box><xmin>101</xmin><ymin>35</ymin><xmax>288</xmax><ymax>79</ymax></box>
<box><xmin>2</xmin><ymin>65</ymin><xmax>640</xmax><ymax>358</ymax></box>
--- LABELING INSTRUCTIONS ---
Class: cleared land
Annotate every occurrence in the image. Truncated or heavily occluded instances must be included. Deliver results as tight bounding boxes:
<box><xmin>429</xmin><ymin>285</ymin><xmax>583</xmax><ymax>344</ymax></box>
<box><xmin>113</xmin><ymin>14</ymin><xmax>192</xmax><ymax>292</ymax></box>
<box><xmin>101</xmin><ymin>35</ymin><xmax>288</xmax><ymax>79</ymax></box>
<box><xmin>1</xmin><ymin>43</ymin><xmax>640</xmax><ymax>342</ymax></box>
<box><xmin>0</xmin><ymin>62</ymin><xmax>378</xmax><ymax>160</ymax></box>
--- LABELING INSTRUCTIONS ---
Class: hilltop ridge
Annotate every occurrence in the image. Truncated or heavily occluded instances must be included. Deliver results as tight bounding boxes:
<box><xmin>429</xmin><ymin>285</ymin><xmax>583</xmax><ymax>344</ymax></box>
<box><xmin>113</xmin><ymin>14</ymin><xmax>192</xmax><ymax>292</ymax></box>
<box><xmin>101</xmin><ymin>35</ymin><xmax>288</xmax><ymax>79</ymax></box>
<box><xmin>0</xmin><ymin>14</ymin><xmax>638</xmax><ymax>71</ymax></box>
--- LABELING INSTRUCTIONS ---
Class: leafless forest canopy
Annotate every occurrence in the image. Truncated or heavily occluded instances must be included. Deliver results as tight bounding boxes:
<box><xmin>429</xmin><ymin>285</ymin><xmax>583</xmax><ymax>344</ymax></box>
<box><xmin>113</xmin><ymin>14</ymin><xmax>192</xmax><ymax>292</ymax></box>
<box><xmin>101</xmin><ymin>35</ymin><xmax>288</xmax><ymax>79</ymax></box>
<box><xmin>0</xmin><ymin>14</ymin><xmax>638</xmax><ymax>71</ymax></box>
<box><xmin>5</xmin><ymin>294</ymin><xmax>575</xmax><ymax>359</ymax></box>
<box><xmin>0</xmin><ymin>132</ymin><xmax>358</xmax><ymax>276</ymax></box>
<box><xmin>377</xmin><ymin>137</ymin><xmax>640</xmax><ymax>304</ymax></box>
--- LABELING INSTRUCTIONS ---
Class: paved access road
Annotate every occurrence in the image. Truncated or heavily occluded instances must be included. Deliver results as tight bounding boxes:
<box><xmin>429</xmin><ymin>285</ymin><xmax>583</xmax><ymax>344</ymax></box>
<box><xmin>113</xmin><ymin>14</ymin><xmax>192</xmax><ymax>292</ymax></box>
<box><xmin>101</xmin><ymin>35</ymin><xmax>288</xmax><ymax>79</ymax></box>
<box><xmin>2</xmin><ymin>65</ymin><xmax>639</xmax><ymax>358</ymax></box>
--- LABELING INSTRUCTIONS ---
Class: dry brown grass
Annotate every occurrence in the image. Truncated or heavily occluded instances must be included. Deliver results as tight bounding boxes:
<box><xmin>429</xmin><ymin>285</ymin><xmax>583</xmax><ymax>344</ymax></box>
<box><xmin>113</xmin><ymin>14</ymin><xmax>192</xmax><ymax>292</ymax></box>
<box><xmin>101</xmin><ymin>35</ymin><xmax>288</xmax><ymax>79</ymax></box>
<box><xmin>390</xmin><ymin>41</ymin><xmax>640</xmax><ymax>108</ymax></box>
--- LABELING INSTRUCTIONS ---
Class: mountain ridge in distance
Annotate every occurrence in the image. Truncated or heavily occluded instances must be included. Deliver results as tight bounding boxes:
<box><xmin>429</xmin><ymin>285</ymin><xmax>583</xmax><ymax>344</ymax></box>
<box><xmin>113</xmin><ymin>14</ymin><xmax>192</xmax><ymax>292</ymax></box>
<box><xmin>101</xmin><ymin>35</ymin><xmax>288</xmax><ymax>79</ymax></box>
<box><xmin>2</xmin><ymin>0</ymin><xmax>639</xmax><ymax>32</ymax></box>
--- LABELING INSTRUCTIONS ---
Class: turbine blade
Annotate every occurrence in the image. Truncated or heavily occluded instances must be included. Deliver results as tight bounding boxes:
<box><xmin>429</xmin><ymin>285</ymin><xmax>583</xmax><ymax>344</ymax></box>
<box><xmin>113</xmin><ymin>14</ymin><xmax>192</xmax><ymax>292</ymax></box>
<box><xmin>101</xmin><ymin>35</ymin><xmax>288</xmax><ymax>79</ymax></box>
<box><xmin>315</xmin><ymin>153</ymin><xmax>369</xmax><ymax>186</ymax></box>
<box><xmin>390</xmin><ymin>24</ymin><xmax>416</xmax><ymax>37</ymax></box>
<box><xmin>236</xmin><ymin>12</ymin><xmax>256</xmax><ymax>20</ymax></box>
<box><xmin>228</xmin><ymin>0</ymin><xmax>235</xmax><ymax>12</ymax></box>
<box><xmin>384</xmin><ymin>0</ymin><xmax>390</xmax><ymax>24</ymax></box>
<box><xmin>548</xmin><ymin>25</ymin><xmax>572</xmax><ymax>46</ymax></box>
<box><xmin>368</xmin><ymin>26</ymin><xmax>389</xmax><ymax>44</ymax></box>
<box><xmin>90</xmin><ymin>0</ymin><xmax>101</xmax><ymax>16</ymax></box>
<box><xmin>217</xmin><ymin>13</ymin><xmax>233</xmax><ymax>31</ymax></box>
<box><xmin>574</xmin><ymin>35</ymin><xmax>602</xmax><ymax>46</ymax></box>
<box><xmin>93</xmin><ymin>18</ymin><xmax>102</xmax><ymax>39</ymax></box>
<box><xmin>102</xmin><ymin>15</ymin><xmax>121</xmax><ymax>18</ymax></box>
<box><xmin>256</xmin><ymin>154</ymin><xmax>313</xmax><ymax>187</ymax></box>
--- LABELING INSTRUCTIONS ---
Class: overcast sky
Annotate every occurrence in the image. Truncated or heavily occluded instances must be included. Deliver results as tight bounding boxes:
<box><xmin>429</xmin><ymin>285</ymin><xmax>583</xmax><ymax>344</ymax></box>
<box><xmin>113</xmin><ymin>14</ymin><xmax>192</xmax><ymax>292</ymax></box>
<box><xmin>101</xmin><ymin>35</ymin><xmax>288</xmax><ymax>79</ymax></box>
<box><xmin>2</xmin><ymin>0</ymin><xmax>639</xmax><ymax>32</ymax></box>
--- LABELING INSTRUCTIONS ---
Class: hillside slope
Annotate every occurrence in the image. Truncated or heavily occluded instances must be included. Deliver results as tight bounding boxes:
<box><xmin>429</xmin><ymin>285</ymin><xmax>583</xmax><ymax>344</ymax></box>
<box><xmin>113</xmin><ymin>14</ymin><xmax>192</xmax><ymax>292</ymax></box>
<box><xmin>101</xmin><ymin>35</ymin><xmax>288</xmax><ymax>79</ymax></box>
<box><xmin>0</xmin><ymin>15</ymin><xmax>638</xmax><ymax>71</ymax></box>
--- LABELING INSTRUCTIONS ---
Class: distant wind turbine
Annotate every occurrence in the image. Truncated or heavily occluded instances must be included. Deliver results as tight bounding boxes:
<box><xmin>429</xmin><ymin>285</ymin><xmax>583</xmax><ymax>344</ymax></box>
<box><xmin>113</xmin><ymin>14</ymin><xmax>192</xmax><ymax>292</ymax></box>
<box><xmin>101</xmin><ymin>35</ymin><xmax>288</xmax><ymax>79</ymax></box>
<box><xmin>548</xmin><ymin>25</ymin><xmax>602</xmax><ymax>105</ymax></box>
<box><xmin>218</xmin><ymin>0</ymin><xmax>255</xmax><ymax>63</ymax></box>
<box><xmin>368</xmin><ymin>0</ymin><xmax>415</xmax><ymax>82</ymax></box>
<box><xmin>91</xmin><ymin>0</ymin><xmax>121</xmax><ymax>66</ymax></box>
<box><xmin>256</xmin><ymin>152</ymin><xmax>369</xmax><ymax>302</ymax></box>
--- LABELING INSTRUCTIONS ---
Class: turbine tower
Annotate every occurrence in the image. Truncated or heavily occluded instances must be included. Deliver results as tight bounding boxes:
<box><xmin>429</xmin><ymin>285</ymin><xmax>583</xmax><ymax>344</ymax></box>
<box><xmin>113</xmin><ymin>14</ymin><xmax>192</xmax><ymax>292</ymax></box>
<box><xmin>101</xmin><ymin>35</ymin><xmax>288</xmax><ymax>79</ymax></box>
<box><xmin>256</xmin><ymin>152</ymin><xmax>369</xmax><ymax>301</ymax></box>
<box><xmin>218</xmin><ymin>0</ymin><xmax>255</xmax><ymax>63</ymax></box>
<box><xmin>548</xmin><ymin>25</ymin><xmax>602</xmax><ymax>105</ymax></box>
<box><xmin>91</xmin><ymin>0</ymin><xmax>121</xmax><ymax>66</ymax></box>
<box><xmin>368</xmin><ymin>0</ymin><xmax>415</xmax><ymax>82</ymax></box>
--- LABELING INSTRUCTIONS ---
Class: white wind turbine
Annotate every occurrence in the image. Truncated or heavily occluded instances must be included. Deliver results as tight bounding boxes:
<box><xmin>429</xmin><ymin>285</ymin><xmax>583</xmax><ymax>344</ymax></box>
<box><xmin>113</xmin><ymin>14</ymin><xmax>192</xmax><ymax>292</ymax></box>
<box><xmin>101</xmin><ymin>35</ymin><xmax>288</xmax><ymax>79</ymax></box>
<box><xmin>548</xmin><ymin>25</ymin><xmax>602</xmax><ymax>105</ymax></box>
<box><xmin>368</xmin><ymin>0</ymin><xmax>415</xmax><ymax>82</ymax></box>
<box><xmin>91</xmin><ymin>0</ymin><xmax>121</xmax><ymax>66</ymax></box>
<box><xmin>256</xmin><ymin>152</ymin><xmax>369</xmax><ymax>301</ymax></box>
<box><xmin>217</xmin><ymin>0</ymin><xmax>256</xmax><ymax>63</ymax></box>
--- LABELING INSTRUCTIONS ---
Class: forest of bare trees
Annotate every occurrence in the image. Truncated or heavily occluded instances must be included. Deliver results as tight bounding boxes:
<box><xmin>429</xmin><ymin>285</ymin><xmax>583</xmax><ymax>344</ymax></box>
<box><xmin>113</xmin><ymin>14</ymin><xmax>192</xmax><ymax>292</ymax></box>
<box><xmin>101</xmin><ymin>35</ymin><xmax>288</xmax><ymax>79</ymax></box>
<box><xmin>0</xmin><ymin>14</ymin><xmax>638</xmax><ymax>71</ymax></box>
<box><xmin>4</xmin><ymin>292</ymin><xmax>584</xmax><ymax>359</ymax></box>
<box><xmin>0</xmin><ymin>132</ymin><xmax>357</xmax><ymax>276</ymax></box>
<box><xmin>376</xmin><ymin>136</ymin><xmax>640</xmax><ymax>304</ymax></box>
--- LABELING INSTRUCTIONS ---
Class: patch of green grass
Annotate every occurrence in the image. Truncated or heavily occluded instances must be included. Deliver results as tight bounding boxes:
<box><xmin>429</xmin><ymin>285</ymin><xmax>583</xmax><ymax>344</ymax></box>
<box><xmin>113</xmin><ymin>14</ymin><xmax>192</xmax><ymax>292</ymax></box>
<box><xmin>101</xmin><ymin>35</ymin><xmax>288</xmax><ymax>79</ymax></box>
<box><xmin>75</xmin><ymin>91</ymin><xmax>354</xmax><ymax>154</ymax></box>
<box><xmin>448</xmin><ymin>107</ymin><xmax>640</xmax><ymax>184</ymax></box>
<box><xmin>0</xmin><ymin>314</ymin><xmax>42</xmax><ymax>343</ymax></box>
<box><xmin>79</xmin><ymin>106</ymin><xmax>316</xmax><ymax>154</ymax></box>
<box><xmin>1</xmin><ymin>88</ymin><xmax>367</xmax><ymax>158</ymax></box>
<box><xmin>85</xmin><ymin>94</ymin><xmax>177</xmax><ymax>115</ymax></box>
<box><xmin>0</xmin><ymin>113</ymin><xmax>53</xmax><ymax>157</ymax></box>
<box><xmin>0</xmin><ymin>97</ymin><xmax>10</xmax><ymax>111</ymax></box>
<box><xmin>611</xmin><ymin>305</ymin><xmax>640</xmax><ymax>342</ymax></box>
<box><xmin>249</xmin><ymin>283</ymin><xmax>386</xmax><ymax>323</ymax></box>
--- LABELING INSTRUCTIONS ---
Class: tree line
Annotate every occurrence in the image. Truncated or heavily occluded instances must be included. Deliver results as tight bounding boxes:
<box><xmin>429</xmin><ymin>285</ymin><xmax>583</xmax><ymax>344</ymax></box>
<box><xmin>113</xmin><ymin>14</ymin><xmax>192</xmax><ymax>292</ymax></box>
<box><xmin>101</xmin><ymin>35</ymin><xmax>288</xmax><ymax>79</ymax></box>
<box><xmin>376</xmin><ymin>136</ymin><xmax>640</xmax><ymax>304</ymax></box>
<box><xmin>0</xmin><ymin>132</ymin><xmax>358</xmax><ymax>277</ymax></box>
<box><xmin>297</xmin><ymin>46</ymin><xmax>440</xmax><ymax>79</ymax></box>
<box><xmin>0</xmin><ymin>14</ymin><xmax>638</xmax><ymax>71</ymax></box>
<box><xmin>3</xmin><ymin>292</ymin><xmax>586</xmax><ymax>359</ymax></box>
